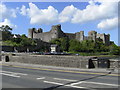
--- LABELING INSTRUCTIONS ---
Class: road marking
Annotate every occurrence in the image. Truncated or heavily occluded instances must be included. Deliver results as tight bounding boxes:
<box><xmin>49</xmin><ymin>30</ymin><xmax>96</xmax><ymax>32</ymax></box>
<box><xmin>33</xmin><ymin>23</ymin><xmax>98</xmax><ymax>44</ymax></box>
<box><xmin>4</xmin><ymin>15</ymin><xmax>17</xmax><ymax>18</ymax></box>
<box><xmin>36</xmin><ymin>77</ymin><xmax>45</xmax><ymax>80</ymax></box>
<box><xmin>53</xmin><ymin>78</ymin><xmax>77</xmax><ymax>82</ymax></box>
<box><xmin>70</xmin><ymin>81</ymin><xmax>85</xmax><ymax>86</ymax></box>
<box><xmin>44</xmin><ymin>80</ymin><xmax>63</xmax><ymax>85</ymax></box>
<box><xmin>70</xmin><ymin>81</ymin><xmax>119</xmax><ymax>87</ymax></box>
<box><xmin>44</xmin><ymin>80</ymin><xmax>87</xmax><ymax>89</ymax></box>
<box><xmin>1</xmin><ymin>64</ymin><xmax>119</xmax><ymax>76</ymax></box>
<box><xmin>0</xmin><ymin>72</ymin><xmax>20</xmax><ymax>78</ymax></box>
<box><xmin>0</xmin><ymin>70</ymin><xmax>28</xmax><ymax>76</ymax></box>
<box><xmin>83</xmin><ymin>81</ymin><xmax>119</xmax><ymax>86</ymax></box>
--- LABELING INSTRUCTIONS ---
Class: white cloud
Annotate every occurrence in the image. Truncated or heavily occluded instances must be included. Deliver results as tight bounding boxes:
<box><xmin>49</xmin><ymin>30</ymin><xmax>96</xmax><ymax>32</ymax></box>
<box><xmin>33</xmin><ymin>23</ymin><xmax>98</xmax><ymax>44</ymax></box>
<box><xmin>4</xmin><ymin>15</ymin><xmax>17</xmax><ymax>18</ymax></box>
<box><xmin>71</xmin><ymin>1</ymin><xmax>117</xmax><ymax>23</ymax></box>
<box><xmin>59</xmin><ymin>5</ymin><xmax>78</xmax><ymax>23</ymax></box>
<box><xmin>20</xmin><ymin>5</ymin><xmax>28</xmax><ymax>16</ymax></box>
<box><xmin>0</xmin><ymin>19</ymin><xmax>17</xmax><ymax>29</ymax></box>
<box><xmin>20</xmin><ymin>3</ymin><xmax>59</xmax><ymax>25</ymax></box>
<box><xmin>20</xmin><ymin>2</ymin><xmax>118</xmax><ymax>30</ymax></box>
<box><xmin>0</xmin><ymin>3</ymin><xmax>17</xmax><ymax>20</ymax></box>
<box><xmin>95</xmin><ymin>0</ymin><xmax>119</xmax><ymax>2</ymax></box>
<box><xmin>97</xmin><ymin>17</ymin><xmax>118</xmax><ymax>30</ymax></box>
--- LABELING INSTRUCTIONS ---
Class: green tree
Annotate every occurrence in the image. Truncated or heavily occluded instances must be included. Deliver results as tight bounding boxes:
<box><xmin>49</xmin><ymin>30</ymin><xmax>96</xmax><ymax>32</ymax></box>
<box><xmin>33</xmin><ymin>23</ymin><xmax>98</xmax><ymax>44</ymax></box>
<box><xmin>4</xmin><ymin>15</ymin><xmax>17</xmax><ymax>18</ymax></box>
<box><xmin>81</xmin><ymin>40</ymin><xmax>88</xmax><ymax>52</ymax></box>
<box><xmin>109</xmin><ymin>44</ymin><xmax>120</xmax><ymax>55</ymax></box>
<box><xmin>0</xmin><ymin>25</ymin><xmax>13</xmax><ymax>41</ymax></box>
<box><xmin>4</xmin><ymin>34</ymin><xmax>37</xmax><ymax>47</ymax></box>
<box><xmin>59</xmin><ymin>37</ymin><xmax>69</xmax><ymax>51</ymax></box>
<box><xmin>79</xmin><ymin>40</ymin><xmax>95</xmax><ymax>52</ymax></box>
<box><xmin>69</xmin><ymin>39</ymin><xmax>81</xmax><ymax>52</ymax></box>
<box><xmin>50</xmin><ymin>37</ymin><xmax>69</xmax><ymax>52</ymax></box>
<box><xmin>0</xmin><ymin>25</ymin><xmax>12</xmax><ymax>31</ymax></box>
<box><xmin>3</xmin><ymin>40</ymin><xmax>20</xmax><ymax>47</ymax></box>
<box><xmin>50</xmin><ymin>38</ymin><xmax>61</xmax><ymax>46</ymax></box>
<box><xmin>20</xmin><ymin>35</ymin><xmax>36</xmax><ymax>46</ymax></box>
<box><xmin>21</xmin><ymin>34</ymin><xmax>27</xmax><ymax>38</ymax></box>
<box><xmin>11</xmin><ymin>38</ymin><xmax>22</xmax><ymax>44</ymax></box>
<box><xmin>95</xmin><ymin>40</ymin><xmax>109</xmax><ymax>52</ymax></box>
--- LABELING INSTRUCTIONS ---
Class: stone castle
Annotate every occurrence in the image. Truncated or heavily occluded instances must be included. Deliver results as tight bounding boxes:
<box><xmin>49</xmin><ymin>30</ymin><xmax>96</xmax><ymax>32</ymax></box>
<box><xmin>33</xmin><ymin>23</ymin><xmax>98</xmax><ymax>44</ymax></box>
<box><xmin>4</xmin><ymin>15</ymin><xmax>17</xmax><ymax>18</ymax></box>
<box><xmin>28</xmin><ymin>24</ymin><xmax>110</xmax><ymax>45</ymax></box>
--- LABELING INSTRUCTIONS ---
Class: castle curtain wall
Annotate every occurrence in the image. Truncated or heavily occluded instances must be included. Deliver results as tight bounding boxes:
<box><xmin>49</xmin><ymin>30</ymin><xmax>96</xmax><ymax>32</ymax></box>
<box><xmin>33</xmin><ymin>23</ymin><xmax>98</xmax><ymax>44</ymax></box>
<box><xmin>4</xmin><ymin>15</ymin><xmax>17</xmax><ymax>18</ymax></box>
<box><xmin>28</xmin><ymin>24</ymin><xmax>110</xmax><ymax>45</ymax></box>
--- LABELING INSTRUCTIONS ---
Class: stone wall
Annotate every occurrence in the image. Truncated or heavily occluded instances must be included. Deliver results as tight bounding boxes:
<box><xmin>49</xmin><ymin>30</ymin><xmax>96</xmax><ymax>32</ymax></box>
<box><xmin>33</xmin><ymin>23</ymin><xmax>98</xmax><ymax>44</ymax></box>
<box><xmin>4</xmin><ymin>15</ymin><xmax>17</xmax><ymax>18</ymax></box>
<box><xmin>2</xmin><ymin>55</ymin><xmax>119</xmax><ymax>69</ymax></box>
<box><xmin>28</xmin><ymin>24</ymin><xmax>110</xmax><ymax>45</ymax></box>
<box><xmin>33</xmin><ymin>32</ymin><xmax>53</xmax><ymax>42</ymax></box>
<box><xmin>28</xmin><ymin>24</ymin><xmax>67</xmax><ymax>42</ymax></box>
<box><xmin>65</xmin><ymin>33</ymin><xmax>76</xmax><ymax>40</ymax></box>
<box><xmin>97</xmin><ymin>33</ymin><xmax>110</xmax><ymax>45</ymax></box>
<box><xmin>109</xmin><ymin>59</ymin><xmax>120</xmax><ymax>69</ymax></box>
<box><xmin>7</xmin><ymin>55</ymin><xmax>92</xmax><ymax>68</ymax></box>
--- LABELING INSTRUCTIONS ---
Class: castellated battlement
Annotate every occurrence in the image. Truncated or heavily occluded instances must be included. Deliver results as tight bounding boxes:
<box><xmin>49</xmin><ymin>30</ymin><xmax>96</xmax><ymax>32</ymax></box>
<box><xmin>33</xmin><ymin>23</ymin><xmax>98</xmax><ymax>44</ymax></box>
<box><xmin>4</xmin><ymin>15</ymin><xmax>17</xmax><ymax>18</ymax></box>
<box><xmin>28</xmin><ymin>24</ymin><xmax>110</xmax><ymax>45</ymax></box>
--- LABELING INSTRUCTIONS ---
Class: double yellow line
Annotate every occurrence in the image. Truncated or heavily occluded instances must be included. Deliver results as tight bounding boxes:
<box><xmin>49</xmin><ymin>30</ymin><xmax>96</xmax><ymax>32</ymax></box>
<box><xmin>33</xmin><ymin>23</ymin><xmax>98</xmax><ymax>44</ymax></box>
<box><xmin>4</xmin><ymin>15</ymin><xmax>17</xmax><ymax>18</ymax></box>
<box><xmin>1</xmin><ymin>63</ymin><xmax>120</xmax><ymax>77</ymax></box>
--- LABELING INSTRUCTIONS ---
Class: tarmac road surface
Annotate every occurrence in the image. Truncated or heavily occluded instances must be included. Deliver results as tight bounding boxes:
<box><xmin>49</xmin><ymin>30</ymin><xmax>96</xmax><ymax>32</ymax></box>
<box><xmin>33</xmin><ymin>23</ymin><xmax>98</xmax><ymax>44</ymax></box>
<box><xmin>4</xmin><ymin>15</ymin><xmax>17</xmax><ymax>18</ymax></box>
<box><xmin>0</xmin><ymin>62</ymin><xmax>119</xmax><ymax>90</ymax></box>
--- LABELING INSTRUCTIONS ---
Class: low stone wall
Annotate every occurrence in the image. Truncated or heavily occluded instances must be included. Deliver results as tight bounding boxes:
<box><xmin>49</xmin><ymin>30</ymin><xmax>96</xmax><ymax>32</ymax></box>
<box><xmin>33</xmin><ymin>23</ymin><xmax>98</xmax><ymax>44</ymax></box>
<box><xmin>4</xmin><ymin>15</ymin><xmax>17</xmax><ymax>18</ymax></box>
<box><xmin>109</xmin><ymin>59</ymin><xmax>120</xmax><ymax>69</ymax></box>
<box><xmin>7</xmin><ymin>55</ymin><xmax>92</xmax><ymax>69</ymax></box>
<box><xmin>2</xmin><ymin>55</ymin><xmax>120</xmax><ymax>69</ymax></box>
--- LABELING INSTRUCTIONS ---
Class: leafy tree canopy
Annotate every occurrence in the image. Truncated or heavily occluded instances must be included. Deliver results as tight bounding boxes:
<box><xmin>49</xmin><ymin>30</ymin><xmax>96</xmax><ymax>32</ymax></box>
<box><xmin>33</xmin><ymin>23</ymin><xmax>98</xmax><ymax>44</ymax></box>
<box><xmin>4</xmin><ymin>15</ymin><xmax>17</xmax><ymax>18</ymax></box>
<box><xmin>1</xmin><ymin>25</ymin><xmax>37</xmax><ymax>47</ymax></box>
<box><xmin>0</xmin><ymin>25</ymin><xmax>13</xmax><ymax>41</ymax></box>
<box><xmin>0</xmin><ymin>25</ymin><xmax>12</xmax><ymax>31</ymax></box>
<box><xmin>50</xmin><ymin>37</ymin><xmax>69</xmax><ymax>51</ymax></box>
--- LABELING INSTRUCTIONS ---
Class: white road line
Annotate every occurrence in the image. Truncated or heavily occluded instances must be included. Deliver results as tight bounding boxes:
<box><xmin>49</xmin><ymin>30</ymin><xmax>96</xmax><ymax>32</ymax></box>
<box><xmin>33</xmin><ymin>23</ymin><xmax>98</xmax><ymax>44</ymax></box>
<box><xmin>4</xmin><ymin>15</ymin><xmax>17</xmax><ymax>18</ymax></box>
<box><xmin>53</xmin><ymin>78</ymin><xmax>77</xmax><ymax>82</ymax></box>
<box><xmin>44</xmin><ymin>80</ymin><xmax>87</xmax><ymax>89</ymax></box>
<box><xmin>83</xmin><ymin>81</ymin><xmax>119</xmax><ymax>86</ymax></box>
<box><xmin>70</xmin><ymin>81</ymin><xmax>119</xmax><ymax>87</ymax></box>
<box><xmin>70</xmin><ymin>81</ymin><xmax>85</xmax><ymax>86</ymax></box>
<box><xmin>0</xmin><ymin>73</ymin><xmax>20</xmax><ymax>78</ymax></box>
<box><xmin>44</xmin><ymin>81</ymin><xmax>63</xmax><ymax>85</ymax></box>
<box><xmin>36</xmin><ymin>77</ymin><xmax>45</xmax><ymax>80</ymax></box>
<box><xmin>0</xmin><ymin>70</ymin><xmax>28</xmax><ymax>76</ymax></box>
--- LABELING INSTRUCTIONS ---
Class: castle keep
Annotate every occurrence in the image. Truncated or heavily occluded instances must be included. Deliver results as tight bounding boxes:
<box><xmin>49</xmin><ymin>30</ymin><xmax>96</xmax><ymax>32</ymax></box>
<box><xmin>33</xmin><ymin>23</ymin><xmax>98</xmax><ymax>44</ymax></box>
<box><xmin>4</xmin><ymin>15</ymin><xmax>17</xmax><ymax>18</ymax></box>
<box><xmin>28</xmin><ymin>24</ymin><xmax>110</xmax><ymax>45</ymax></box>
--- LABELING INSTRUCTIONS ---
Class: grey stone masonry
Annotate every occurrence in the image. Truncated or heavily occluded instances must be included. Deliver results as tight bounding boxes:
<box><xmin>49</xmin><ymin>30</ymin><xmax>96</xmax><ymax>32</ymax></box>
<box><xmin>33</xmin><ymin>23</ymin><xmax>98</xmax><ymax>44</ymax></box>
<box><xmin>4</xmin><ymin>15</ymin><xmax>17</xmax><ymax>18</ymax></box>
<box><xmin>2</xmin><ymin>55</ymin><xmax>120</xmax><ymax>69</ymax></box>
<box><xmin>8</xmin><ymin>55</ymin><xmax>92</xmax><ymax>69</ymax></box>
<box><xmin>28</xmin><ymin>24</ymin><xmax>110</xmax><ymax>45</ymax></box>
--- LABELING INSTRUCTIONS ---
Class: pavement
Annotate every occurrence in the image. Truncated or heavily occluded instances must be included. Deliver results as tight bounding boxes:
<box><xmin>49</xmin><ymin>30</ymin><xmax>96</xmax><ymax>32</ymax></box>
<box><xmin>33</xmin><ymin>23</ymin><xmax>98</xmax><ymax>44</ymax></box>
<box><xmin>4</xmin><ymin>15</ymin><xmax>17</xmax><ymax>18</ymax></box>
<box><xmin>0</xmin><ymin>62</ymin><xmax>120</xmax><ymax>89</ymax></box>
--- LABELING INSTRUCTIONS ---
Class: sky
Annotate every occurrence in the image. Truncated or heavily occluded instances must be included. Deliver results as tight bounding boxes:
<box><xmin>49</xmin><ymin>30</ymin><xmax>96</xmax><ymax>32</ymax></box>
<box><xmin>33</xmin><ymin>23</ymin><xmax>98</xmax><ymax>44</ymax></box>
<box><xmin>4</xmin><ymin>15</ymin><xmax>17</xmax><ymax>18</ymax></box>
<box><xmin>0</xmin><ymin>0</ymin><xmax>119</xmax><ymax>45</ymax></box>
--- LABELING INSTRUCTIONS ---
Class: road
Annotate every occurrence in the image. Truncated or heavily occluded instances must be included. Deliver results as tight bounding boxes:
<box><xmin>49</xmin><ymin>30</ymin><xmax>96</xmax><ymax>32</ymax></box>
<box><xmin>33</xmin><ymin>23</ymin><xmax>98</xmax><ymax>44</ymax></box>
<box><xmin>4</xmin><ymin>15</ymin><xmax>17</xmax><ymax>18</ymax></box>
<box><xmin>1</xmin><ymin>63</ymin><xmax>120</xmax><ymax>89</ymax></box>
